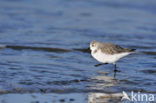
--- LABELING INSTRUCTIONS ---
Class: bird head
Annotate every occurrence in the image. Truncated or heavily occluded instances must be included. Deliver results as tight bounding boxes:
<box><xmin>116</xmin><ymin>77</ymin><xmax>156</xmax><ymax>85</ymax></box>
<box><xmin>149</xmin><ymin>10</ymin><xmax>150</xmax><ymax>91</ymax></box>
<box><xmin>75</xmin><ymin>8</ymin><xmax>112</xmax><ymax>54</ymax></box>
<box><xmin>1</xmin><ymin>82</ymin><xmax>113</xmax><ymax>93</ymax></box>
<box><xmin>90</xmin><ymin>40</ymin><xmax>99</xmax><ymax>51</ymax></box>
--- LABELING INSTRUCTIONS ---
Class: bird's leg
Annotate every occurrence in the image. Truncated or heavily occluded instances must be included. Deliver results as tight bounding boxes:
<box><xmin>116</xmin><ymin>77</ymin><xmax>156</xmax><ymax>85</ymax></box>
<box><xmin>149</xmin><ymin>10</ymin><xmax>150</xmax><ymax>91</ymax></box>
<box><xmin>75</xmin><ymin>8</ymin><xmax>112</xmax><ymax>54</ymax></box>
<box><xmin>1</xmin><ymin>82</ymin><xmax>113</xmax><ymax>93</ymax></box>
<box><xmin>113</xmin><ymin>63</ymin><xmax>121</xmax><ymax>72</ymax></box>
<box><xmin>113</xmin><ymin>70</ymin><xmax>117</xmax><ymax>79</ymax></box>
<box><xmin>94</xmin><ymin>63</ymin><xmax>108</xmax><ymax>67</ymax></box>
<box><xmin>114</xmin><ymin>63</ymin><xmax>117</xmax><ymax>72</ymax></box>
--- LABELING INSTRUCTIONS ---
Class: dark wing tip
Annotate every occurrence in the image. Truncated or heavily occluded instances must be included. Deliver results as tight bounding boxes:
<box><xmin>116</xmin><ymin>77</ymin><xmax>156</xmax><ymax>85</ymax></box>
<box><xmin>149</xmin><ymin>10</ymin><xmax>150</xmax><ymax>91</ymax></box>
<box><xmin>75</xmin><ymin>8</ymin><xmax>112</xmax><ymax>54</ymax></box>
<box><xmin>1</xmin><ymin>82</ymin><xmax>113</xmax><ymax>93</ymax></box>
<box><xmin>131</xmin><ymin>49</ymin><xmax>136</xmax><ymax>51</ymax></box>
<box><xmin>124</xmin><ymin>48</ymin><xmax>136</xmax><ymax>52</ymax></box>
<box><xmin>128</xmin><ymin>48</ymin><xmax>136</xmax><ymax>52</ymax></box>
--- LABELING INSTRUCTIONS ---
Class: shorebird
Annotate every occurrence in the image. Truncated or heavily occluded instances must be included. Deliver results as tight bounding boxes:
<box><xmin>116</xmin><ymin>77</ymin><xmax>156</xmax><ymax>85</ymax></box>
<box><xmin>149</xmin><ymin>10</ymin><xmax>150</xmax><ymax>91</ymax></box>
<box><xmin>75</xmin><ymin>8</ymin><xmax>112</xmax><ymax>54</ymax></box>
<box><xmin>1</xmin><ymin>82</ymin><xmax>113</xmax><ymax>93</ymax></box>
<box><xmin>90</xmin><ymin>41</ymin><xmax>135</xmax><ymax>72</ymax></box>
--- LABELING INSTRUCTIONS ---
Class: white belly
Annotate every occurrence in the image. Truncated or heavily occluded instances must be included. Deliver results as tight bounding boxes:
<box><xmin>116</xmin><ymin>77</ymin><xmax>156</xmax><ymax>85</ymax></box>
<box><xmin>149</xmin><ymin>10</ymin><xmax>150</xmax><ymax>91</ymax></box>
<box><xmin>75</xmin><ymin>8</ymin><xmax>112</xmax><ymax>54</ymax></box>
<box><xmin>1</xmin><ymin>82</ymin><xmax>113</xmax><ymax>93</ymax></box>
<box><xmin>91</xmin><ymin>50</ymin><xmax>130</xmax><ymax>64</ymax></box>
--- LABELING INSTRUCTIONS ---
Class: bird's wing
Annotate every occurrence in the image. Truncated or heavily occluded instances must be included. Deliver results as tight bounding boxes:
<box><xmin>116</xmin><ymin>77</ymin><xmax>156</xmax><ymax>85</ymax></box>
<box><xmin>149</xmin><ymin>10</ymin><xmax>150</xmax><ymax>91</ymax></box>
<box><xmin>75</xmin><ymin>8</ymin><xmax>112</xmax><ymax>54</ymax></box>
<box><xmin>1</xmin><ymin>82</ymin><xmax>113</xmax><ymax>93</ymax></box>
<box><xmin>99</xmin><ymin>43</ymin><xmax>135</xmax><ymax>55</ymax></box>
<box><xmin>99</xmin><ymin>43</ymin><xmax>125</xmax><ymax>54</ymax></box>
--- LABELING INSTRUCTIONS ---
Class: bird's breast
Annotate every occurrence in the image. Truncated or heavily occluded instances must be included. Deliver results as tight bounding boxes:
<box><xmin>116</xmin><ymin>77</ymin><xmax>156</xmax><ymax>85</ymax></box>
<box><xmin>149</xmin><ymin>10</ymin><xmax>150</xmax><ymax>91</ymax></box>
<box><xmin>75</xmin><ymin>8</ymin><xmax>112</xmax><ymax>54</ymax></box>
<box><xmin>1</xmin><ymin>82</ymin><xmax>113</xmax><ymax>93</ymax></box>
<box><xmin>91</xmin><ymin>50</ymin><xmax>109</xmax><ymax>63</ymax></box>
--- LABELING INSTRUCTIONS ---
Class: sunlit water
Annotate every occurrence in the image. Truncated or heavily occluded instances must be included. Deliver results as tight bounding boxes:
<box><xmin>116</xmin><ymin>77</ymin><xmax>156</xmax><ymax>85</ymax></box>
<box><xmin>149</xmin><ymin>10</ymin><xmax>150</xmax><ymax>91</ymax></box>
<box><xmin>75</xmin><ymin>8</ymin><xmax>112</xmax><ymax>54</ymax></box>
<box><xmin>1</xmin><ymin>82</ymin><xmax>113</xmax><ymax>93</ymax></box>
<box><xmin>0</xmin><ymin>0</ymin><xmax>156</xmax><ymax>103</ymax></box>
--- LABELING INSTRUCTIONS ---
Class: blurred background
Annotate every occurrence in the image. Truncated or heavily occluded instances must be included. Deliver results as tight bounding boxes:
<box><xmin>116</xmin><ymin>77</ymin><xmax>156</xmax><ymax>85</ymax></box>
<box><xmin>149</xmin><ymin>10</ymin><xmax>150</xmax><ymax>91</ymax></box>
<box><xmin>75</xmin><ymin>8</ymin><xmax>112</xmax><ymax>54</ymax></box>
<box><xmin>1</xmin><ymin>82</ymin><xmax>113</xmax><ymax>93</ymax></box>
<box><xmin>0</xmin><ymin>0</ymin><xmax>156</xmax><ymax>103</ymax></box>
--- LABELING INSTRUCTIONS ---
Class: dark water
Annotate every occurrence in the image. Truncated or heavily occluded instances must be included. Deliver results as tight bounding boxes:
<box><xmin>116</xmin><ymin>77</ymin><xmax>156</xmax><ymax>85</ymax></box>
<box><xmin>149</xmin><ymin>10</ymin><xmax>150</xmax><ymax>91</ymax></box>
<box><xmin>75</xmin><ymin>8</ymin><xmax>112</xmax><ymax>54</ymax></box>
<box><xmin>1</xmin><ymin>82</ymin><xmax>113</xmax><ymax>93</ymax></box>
<box><xmin>0</xmin><ymin>0</ymin><xmax>156</xmax><ymax>103</ymax></box>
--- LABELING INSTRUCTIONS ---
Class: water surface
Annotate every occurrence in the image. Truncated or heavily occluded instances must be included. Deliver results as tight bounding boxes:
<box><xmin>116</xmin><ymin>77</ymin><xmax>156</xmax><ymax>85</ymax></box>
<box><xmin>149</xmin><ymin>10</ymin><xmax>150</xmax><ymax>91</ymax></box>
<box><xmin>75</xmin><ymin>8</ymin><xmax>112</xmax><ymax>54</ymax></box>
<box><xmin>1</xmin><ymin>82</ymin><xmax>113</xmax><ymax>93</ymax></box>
<box><xmin>0</xmin><ymin>0</ymin><xmax>156</xmax><ymax>103</ymax></box>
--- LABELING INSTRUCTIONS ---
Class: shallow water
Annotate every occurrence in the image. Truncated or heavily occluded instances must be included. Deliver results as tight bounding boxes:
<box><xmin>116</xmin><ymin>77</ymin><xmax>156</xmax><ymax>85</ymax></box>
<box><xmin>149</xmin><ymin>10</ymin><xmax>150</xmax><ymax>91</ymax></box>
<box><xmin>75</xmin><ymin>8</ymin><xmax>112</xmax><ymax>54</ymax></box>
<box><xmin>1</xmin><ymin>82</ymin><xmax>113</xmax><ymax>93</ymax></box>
<box><xmin>0</xmin><ymin>0</ymin><xmax>156</xmax><ymax>103</ymax></box>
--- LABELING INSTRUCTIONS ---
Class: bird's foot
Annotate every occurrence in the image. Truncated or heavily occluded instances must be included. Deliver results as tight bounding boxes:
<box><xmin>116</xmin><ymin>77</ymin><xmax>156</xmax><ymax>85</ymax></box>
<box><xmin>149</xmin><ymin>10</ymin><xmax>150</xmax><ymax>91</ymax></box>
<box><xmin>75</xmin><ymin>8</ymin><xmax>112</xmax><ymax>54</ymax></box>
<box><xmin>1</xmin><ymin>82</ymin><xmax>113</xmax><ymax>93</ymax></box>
<box><xmin>114</xmin><ymin>69</ymin><xmax>121</xmax><ymax>72</ymax></box>
<box><xmin>94</xmin><ymin>63</ymin><xmax>108</xmax><ymax>67</ymax></box>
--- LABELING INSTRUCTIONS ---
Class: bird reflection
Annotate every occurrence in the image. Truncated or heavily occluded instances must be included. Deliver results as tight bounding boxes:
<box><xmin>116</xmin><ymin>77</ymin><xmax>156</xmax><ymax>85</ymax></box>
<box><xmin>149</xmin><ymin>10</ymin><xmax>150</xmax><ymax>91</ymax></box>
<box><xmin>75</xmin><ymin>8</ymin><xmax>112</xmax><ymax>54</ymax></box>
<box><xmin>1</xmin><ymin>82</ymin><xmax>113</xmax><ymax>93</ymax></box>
<box><xmin>94</xmin><ymin>63</ymin><xmax>120</xmax><ymax>80</ymax></box>
<box><xmin>89</xmin><ymin>70</ymin><xmax>118</xmax><ymax>90</ymax></box>
<box><xmin>88</xmin><ymin>70</ymin><xmax>120</xmax><ymax>103</ymax></box>
<box><xmin>88</xmin><ymin>92</ymin><xmax>122</xmax><ymax>103</ymax></box>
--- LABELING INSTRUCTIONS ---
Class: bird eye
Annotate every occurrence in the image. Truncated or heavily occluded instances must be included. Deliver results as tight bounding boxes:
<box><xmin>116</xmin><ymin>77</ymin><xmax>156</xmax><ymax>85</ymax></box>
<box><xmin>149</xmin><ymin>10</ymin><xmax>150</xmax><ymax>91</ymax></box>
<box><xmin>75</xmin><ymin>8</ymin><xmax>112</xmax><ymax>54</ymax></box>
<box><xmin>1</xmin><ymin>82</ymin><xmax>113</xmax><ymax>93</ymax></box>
<box><xmin>92</xmin><ymin>44</ymin><xmax>95</xmax><ymax>47</ymax></box>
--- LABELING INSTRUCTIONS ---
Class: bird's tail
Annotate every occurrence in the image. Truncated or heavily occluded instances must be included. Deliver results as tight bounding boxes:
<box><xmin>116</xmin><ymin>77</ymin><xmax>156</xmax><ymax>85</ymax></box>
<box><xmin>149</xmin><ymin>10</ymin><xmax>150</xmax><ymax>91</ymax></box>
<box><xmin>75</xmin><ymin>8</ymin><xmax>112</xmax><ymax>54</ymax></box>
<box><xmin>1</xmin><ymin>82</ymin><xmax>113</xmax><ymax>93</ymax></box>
<box><xmin>124</xmin><ymin>48</ymin><xmax>136</xmax><ymax>52</ymax></box>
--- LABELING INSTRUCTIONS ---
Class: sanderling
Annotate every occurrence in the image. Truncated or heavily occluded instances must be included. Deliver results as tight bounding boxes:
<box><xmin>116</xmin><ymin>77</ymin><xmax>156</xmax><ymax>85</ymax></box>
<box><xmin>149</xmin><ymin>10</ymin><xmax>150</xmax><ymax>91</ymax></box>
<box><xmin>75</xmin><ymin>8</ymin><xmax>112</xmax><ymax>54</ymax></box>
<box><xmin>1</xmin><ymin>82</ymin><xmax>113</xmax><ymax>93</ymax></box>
<box><xmin>90</xmin><ymin>41</ymin><xmax>135</xmax><ymax>71</ymax></box>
